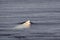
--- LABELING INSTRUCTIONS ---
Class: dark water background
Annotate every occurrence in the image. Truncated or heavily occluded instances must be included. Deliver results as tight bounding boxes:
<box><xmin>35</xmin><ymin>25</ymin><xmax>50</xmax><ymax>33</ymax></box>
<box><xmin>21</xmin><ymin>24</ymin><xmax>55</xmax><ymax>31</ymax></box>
<box><xmin>0</xmin><ymin>0</ymin><xmax>60</xmax><ymax>40</ymax></box>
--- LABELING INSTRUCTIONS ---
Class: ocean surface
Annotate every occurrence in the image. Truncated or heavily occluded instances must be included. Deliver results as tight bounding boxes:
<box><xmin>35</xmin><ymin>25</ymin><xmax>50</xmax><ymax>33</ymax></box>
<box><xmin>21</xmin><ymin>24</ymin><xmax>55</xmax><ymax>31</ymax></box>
<box><xmin>0</xmin><ymin>0</ymin><xmax>60</xmax><ymax>40</ymax></box>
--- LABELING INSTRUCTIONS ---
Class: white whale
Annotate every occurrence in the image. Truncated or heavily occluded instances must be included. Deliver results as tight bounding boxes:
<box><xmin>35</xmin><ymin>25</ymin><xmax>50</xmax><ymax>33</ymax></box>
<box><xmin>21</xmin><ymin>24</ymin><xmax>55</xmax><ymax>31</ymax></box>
<box><xmin>13</xmin><ymin>20</ymin><xmax>31</xmax><ymax>30</ymax></box>
<box><xmin>0</xmin><ymin>20</ymin><xmax>31</xmax><ymax>31</ymax></box>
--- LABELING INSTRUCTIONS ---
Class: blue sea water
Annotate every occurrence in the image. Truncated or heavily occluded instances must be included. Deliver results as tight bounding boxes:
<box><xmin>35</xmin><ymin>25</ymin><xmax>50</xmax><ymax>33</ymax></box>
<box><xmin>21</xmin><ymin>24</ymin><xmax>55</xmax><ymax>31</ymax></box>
<box><xmin>0</xmin><ymin>0</ymin><xmax>60</xmax><ymax>40</ymax></box>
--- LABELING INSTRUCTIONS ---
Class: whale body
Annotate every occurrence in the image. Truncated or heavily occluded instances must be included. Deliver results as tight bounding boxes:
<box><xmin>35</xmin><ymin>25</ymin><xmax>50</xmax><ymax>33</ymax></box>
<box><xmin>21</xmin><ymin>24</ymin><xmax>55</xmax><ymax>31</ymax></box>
<box><xmin>0</xmin><ymin>20</ymin><xmax>31</xmax><ymax>31</ymax></box>
<box><xmin>13</xmin><ymin>20</ymin><xmax>31</xmax><ymax>30</ymax></box>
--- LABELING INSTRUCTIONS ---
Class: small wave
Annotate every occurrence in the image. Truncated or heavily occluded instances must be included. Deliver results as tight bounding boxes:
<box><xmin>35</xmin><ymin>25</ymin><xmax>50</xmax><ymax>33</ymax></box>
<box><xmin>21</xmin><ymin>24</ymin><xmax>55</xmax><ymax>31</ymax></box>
<box><xmin>14</xmin><ymin>36</ymin><xmax>26</xmax><ymax>38</ymax></box>
<box><xmin>29</xmin><ymin>32</ymin><xmax>60</xmax><ymax>37</ymax></box>
<box><xmin>31</xmin><ymin>23</ymin><xmax>60</xmax><ymax>25</ymax></box>
<box><xmin>16</xmin><ymin>22</ymin><xmax>60</xmax><ymax>25</ymax></box>
<box><xmin>0</xmin><ymin>28</ymin><xmax>15</xmax><ymax>31</ymax></box>
<box><xmin>0</xmin><ymin>34</ymin><xmax>11</xmax><ymax>36</ymax></box>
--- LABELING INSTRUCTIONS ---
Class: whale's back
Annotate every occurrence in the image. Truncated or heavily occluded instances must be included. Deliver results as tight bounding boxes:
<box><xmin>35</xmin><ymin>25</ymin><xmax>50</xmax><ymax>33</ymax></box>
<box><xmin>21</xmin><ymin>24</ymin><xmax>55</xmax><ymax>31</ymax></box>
<box><xmin>14</xmin><ymin>20</ymin><xmax>31</xmax><ymax>30</ymax></box>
